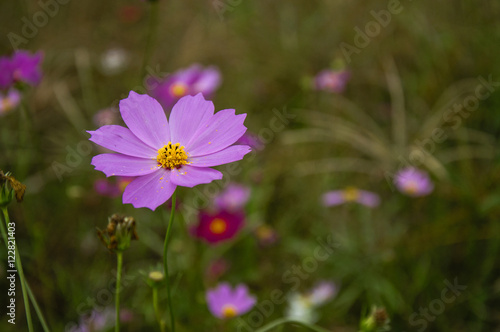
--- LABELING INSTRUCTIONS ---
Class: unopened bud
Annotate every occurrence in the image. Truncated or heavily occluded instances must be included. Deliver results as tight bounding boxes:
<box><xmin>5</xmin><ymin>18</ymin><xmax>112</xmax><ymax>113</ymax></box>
<box><xmin>359</xmin><ymin>306</ymin><xmax>390</xmax><ymax>332</ymax></box>
<box><xmin>97</xmin><ymin>214</ymin><xmax>138</xmax><ymax>252</ymax></box>
<box><xmin>0</xmin><ymin>170</ymin><xmax>26</xmax><ymax>207</ymax></box>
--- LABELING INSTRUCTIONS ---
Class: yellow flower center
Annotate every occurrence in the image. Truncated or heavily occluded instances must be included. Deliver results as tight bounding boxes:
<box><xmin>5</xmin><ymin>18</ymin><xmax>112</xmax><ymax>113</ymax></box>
<box><xmin>404</xmin><ymin>181</ymin><xmax>418</xmax><ymax>194</ymax></box>
<box><xmin>222</xmin><ymin>304</ymin><xmax>238</xmax><ymax>318</ymax></box>
<box><xmin>170</xmin><ymin>82</ymin><xmax>188</xmax><ymax>98</ymax></box>
<box><xmin>118</xmin><ymin>178</ymin><xmax>132</xmax><ymax>191</ymax></box>
<box><xmin>256</xmin><ymin>225</ymin><xmax>273</xmax><ymax>240</ymax></box>
<box><xmin>209</xmin><ymin>218</ymin><xmax>227</xmax><ymax>234</ymax></box>
<box><xmin>343</xmin><ymin>187</ymin><xmax>359</xmax><ymax>201</ymax></box>
<box><xmin>156</xmin><ymin>142</ymin><xmax>189</xmax><ymax>169</ymax></box>
<box><xmin>0</xmin><ymin>98</ymin><xmax>14</xmax><ymax>112</ymax></box>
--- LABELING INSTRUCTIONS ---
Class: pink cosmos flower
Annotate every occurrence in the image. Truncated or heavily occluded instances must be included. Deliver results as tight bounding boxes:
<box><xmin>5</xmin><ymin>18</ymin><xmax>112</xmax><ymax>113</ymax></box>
<box><xmin>206</xmin><ymin>283</ymin><xmax>256</xmax><ymax>319</ymax></box>
<box><xmin>394</xmin><ymin>167</ymin><xmax>434</xmax><ymax>197</ymax></box>
<box><xmin>322</xmin><ymin>187</ymin><xmax>380</xmax><ymax>208</ymax></box>
<box><xmin>307</xmin><ymin>281</ymin><xmax>338</xmax><ymax>306</ymax></box>
<box><xmin>150</xmin><ymin>64</ymin><xmax>221</xmax><ymax>110</ymax></box>
<box><xmin>214</xmin><ymin>183</ymin><xmax>250</xmax><ymax>211</ymax></box>
<box><xmin>0</xmin><ymin>89</ymin><xmax>21</xmax><ymax>116</ymax></box>
<box><xmin>88</xmin><ymin>92</ymin><xmax>250</xmax><ymax>210</ymax></box>
<box><xmin>10</xmin><ymin>50</ymin><xmax>43</xmax><ymax>86</ymax></box>
<box><xmin>314</xmin><ymin>69</ymin><xmax>350</xmax><ymax>93</ymax></box>
<box><xmin>191</xmin><ymin>209</ymin><xmax>244</xmax><ymax>244</ymax></box>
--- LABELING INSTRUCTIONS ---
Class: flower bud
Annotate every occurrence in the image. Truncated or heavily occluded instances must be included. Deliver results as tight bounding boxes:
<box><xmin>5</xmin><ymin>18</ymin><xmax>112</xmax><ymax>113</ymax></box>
<box><xmin>359</xmin><ymin>306</ymin><xmax>390</xmax><ymax>332</ymax></box>
<box><xmin>97</xmin><ymin>214</ymin><xmax>138</xmax><ymax>252</ymax></box>
<box><xmin>0</xmin><ymin>170</ymin><xmax>26</xmax><ymax>207</ymax></box>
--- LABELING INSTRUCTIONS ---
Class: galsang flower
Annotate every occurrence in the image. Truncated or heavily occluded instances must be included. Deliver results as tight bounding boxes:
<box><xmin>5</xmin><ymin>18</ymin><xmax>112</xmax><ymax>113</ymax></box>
<box><xmin>88</xmin><ymin>92</ymin><xmax>250</xmax><ymax>210</ymax></box>
<box><xmin>206</xmin><ymin>283</ymin><xmax>256</xmax><ymax>319</ymax></box>
<box><xmin>150</xmin><ymin>64</ymin><xmax>221</xmax><ymax>110</ymax></box>
<box><xmin>192</xmin><ymin>209</ymin><xmax>244</xmax><ymax>244</ymax></box>
<box><xmin>322</xmin><ymin>187</ymin><xmax>380</xmax><ymax>208</ymax></box>
<box><xmin>0</xmin><ymin>50</ymin><xmax>43</xmax><ymax>89</ymax></box>
<box><xmin>394</xmin><ymin>167</ymin><xmax>434</xmax><ymax>197</ymax></box>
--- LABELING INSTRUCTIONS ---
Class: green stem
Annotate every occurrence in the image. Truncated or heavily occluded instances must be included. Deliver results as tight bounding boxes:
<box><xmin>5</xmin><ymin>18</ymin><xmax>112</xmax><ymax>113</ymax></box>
<box><xmin>163</xmin><ymin>191</ymin><xmax>177</xmax><ymax>332</ymax></box>
<box><xmin>254</xmin><ymin>318</ymin><xmax>333</xmax><ymax>332</ymax></box>
<box><xmin>1</xmin><ymin>207</ymin><xmax>33</xmax><ymax>331</ymax></box>
<box><xmin>25</xmin><ymin>283</ymin><xmax>50</xmax><ymax>332</ymax></box>
<box><xmin>140</xmin><ymin>0</ymin><xmax>160</xmax><ymax>79</ymax></box>
<box><xmin>115</xmin><ymin>251</ymin><xmax>123</xmax><ymax>332</ymax></box>
<box><xmin>0</xmin><ymin>208</ymin><xmax>50</xmax><ymax>331</ymax></box>
<box><xmin>153</xmin><ymin>288</ymin><xmax>166</xmax><ymax>332</ymax></box>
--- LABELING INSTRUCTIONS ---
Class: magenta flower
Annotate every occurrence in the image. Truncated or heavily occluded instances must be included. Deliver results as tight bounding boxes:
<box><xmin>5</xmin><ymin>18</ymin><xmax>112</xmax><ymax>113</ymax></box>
<box><xmin>206</xmin><ymin>283</ymin><xmax>256</xmax><ymax>319</ymax></box>
<box><xmin>150</xmin><ymin>64</ymin><xmax>221</xmax><ymax>110</ymax></box>
<box><xmin>191</xmin><ymin>209</ymin><xmax>244</xmax><ymax>244</ymax></box>
<box><xmin>322</xmin><ymin>187</ymin><xmax>380</xmax><ymax>208</ymax></box>
<box><xmin>314</xmin><ymin>69</ymin><xmax>350</xmax><ymax>93</ymax></box>
<box><xmin>214</xmin><ymin>183</ymin><xmax>250</xmax><ymax>211</ymax></box>
<box><xmin>0</xmin><ymin>89</ymin><xmax>21</xmax><ymax>116</ymax></box>
<box><xmin>395</xmin><ymin>167</ymin><xmax>434</xmax><ymax>197</ymax></box>
<box><xmin>88</xmin><ymin>91</ymin><xmax>250</xmax><ymax>210</ymax></box>
<box><xmin>10</xmin><ymin>50</ymin><xmax>43</xmax><ymax>86</ymax></box>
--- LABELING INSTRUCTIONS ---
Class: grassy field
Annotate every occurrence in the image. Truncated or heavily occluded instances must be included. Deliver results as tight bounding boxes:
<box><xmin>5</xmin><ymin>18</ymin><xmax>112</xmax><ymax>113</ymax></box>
<box><xmin>1</xmin><ymin>0</ymin><xmax>500</xmax><ymax>331</ymax></box>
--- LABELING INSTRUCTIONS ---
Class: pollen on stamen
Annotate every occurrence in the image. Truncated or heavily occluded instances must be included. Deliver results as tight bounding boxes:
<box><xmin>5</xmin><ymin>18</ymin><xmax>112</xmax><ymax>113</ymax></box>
<box><xmin>156</xmin><ymin>142</ymin><xmax>190</xmax><ymax>169</ymax></box>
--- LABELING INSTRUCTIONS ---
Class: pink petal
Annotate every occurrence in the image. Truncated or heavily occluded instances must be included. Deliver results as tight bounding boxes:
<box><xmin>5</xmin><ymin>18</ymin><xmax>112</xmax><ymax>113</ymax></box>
<box><xmin>189</xmin><ymin>145</ymin><xmax>251</xmax><ymax>167</ymax></box>
<box><xmin>237</xmin><ymin>296</ymin><xmax>257</xmax><ymax>314</ymax></box>
<box><xmin>192</xmin><ymin>68</ymin><xmax>221</xmax><ymax>95</ymax></box>
<box><xmin>122</xmin><ymin>169</ymin><xmax>176</xmax><ymax>210</ymax></box>
<box><xmin>170</xmin><ymin>165</ymin><xmax>222</xmax><ymax>188</ymax></box>
<box><xmin>88</xmin><ymin>125</ymin><xmax>157</xmax><ymax>158</ymax></box>
<box><xmin>169</xmin><ymin>93</ymin><xmax>214</xmax><ymax>146</ymax></box>
<box><xmin>322</xmin><ymin>191</ymin><xmax>345</xmax><ymax>207</ymax></box>
<box><xmin>357</xmin><ymin>190</ymin><xmax>380</xmax><ymax>207</ymax></box>
<box><xmin>119</xmin><ymin>91</ymin><xmax>171</xmax><ymax>148</ymax></box>
<box><xmin>91</xmin><ymin>154</ymin><xmax>160</xmax><ymax>177</ymax></box>
<box><xmin>233</xmin><ymin>284</ymin><xmax>250</xmax><ymax>301</ymax></box>
<box><xmin>187</xmin><ymin>109</ymin><xmax>247</xmax><ymax>156</ymax></box>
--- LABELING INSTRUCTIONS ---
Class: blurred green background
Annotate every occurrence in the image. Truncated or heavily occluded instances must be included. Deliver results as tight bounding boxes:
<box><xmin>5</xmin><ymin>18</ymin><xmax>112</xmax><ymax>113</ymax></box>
<box><xmin>1</xmin><ymin>0</ymin><xmax>500</xmax><ymax>331</ymax></box>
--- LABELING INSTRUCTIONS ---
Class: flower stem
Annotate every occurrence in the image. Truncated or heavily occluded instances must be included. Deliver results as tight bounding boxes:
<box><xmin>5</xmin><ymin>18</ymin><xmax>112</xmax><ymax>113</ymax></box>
<box><xmin>115</xmin><ymin>251</ymin><xmax>123</xmax><ymax>332</ymax></box>
<box><xmin>254</xmin><ymin>318</ymin><xmax>333</xmax><ymax>332</ymax></box>
<box><xmin>0</xmin><ymin>207</ymin><xmax>33</xmax><ymax>332</ymax></box>
<box><xmin>141</xmin><ymin>0</ymin><xmax>160</xmax><ymax>79</ymax></box>
<box><xmin>163</xmin><ymin>191</ymin><xmax>177</xmax><ymax>332</ymax></box>
<box><xmin>25</xmin><ymin>283</ymin><xmax>51</xmax><ymax>332</ymax></box>
<box><xmin>153</xmin><ymin>288</ymin><xmax>166</xmax><ymax>332</ymax></box>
